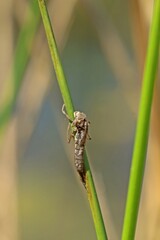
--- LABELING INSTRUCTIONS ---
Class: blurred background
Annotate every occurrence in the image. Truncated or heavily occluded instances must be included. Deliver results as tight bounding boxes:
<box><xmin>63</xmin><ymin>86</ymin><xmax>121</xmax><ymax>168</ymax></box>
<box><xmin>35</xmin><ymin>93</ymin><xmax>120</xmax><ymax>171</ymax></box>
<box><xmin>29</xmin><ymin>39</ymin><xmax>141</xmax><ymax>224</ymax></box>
<box><xmin>0</xmin><ymin>0</ymin><xmax>160</xmax><ymax>239</ymax></box>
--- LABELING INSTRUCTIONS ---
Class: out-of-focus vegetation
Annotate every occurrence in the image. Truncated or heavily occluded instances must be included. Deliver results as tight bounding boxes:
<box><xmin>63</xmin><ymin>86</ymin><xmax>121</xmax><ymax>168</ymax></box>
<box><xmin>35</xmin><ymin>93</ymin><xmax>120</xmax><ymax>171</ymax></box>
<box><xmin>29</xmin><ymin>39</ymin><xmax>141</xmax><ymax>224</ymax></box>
<box><xmin>0</xmin><ymin>0</ymin><xmax>159</xmax><ymax>240</ymax></box>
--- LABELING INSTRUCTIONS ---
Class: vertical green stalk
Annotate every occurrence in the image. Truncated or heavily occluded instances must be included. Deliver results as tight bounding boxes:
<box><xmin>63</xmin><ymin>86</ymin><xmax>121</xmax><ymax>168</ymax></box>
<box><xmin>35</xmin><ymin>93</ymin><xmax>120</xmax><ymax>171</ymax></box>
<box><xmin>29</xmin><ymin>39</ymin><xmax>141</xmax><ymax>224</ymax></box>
<box><xmin>122</xmin><ymin>0</ymin><xmax>160</xmax><ymax>239</ymax></box>
<box><xmin>38</xmin><ymin>0</ymin><xmax>74</xmax><ymax>119</ymax></box>
<box><xmin>38</xmin><ymin>0</ymin><xmax>108</xmax><ymax>239</ymax></box>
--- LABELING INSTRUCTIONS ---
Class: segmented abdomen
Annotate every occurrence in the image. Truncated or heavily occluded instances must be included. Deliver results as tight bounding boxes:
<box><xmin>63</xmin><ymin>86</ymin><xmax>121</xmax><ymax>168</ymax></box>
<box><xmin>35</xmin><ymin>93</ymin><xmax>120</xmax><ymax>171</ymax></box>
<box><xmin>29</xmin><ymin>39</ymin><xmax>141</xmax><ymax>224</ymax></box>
<box><xmin>74</xmin><ymin>124</ymin><xmax>88</xmax><ymax>185</ymax></box>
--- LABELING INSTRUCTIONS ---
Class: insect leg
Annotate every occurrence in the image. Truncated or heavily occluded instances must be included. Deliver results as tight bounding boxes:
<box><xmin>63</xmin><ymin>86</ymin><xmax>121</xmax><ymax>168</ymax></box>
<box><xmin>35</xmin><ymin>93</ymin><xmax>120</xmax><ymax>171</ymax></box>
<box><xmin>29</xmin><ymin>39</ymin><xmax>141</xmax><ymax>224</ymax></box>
<box><xmin>67</xmin><ymin>123</ymin><xmax>74</xmax><ymax>143</ymax></box>
<box><xmin>87</xmin><ymin>133</ymin><xmax>91</xmax><ymax>140</ymax></box>
<box><xmin>62</xmin><ymin>104</ymin><xmax>72</xmax><ymax>122</ymax></box>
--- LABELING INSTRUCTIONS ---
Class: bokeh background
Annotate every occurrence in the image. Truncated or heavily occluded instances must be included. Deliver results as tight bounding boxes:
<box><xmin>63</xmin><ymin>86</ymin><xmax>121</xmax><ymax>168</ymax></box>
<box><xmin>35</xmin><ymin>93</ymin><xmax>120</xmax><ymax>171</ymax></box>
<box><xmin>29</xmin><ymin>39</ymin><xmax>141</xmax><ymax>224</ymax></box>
<box><xmin>0</xmin><ymin>0</ymin><xmax>160</xmax><ymax>239</ymax></box>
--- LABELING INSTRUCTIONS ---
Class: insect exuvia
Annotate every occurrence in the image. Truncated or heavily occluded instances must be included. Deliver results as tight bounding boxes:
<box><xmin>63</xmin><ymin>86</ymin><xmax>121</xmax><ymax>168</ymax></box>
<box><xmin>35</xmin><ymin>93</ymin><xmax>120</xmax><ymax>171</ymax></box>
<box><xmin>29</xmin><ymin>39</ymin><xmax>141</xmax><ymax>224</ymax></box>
<box><xmin>62</xmin><ymin>104</ymin><xmax>91</xmax><ymax>187</ymax></box>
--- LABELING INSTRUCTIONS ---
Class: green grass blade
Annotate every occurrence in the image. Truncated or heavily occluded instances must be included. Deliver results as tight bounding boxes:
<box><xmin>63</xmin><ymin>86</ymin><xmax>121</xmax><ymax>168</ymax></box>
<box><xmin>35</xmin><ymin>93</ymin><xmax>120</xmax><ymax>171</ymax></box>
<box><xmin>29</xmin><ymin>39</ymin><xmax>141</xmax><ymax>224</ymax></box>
<box><xmin>122</xmin><ymin>0</ymin><xmax>160</xmax><ymax>239</ymax></box>
<box><xmin>0</xmin><ymin>0</ymin><xmax>40</xmax><ymax>136</ymax></box>
<box><xmin>38</xmin><ymin>1</ymin><xmax>108</xmax><ymax>239</ymax></box>
<box><xmin>38</xmin><ymin>0</ymin><xmax>74</xmax><ymax>119</ymax></box>
<box><xmin>85</xmin><ymin>152</ymin><xmax>108</xmax><ymax>240</ymax></box>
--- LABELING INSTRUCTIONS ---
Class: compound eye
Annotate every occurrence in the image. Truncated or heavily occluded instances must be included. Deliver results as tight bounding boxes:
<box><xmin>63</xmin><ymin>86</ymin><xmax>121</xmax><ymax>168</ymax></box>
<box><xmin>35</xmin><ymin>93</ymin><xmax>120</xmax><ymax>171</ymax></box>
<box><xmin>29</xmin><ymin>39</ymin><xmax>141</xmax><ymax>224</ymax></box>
<box><xmin>74</xmin><ymin>111</ymin><xmax>78</xmax><ymax>117</ymax></box>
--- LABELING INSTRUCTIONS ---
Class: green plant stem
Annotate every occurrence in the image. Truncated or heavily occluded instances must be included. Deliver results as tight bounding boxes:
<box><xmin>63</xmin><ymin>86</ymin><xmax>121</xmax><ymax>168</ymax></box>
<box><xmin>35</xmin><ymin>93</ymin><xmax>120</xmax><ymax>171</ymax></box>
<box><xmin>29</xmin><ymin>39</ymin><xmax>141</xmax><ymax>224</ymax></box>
<box><xmin>84</xmin><ymin>152</ymin><xmax>108</xmax><ymax>240</ymax></box>
<box><xmin>38</xmin><ymin>1</ymin><xmax>108</xmax><ymax>239</ymax></box>
<box><xmin>122</xmin><ymin>0</ymin><xmax>160</xmax><ymax>239</ymax></box>
<box><xmin>38</xmin><ymin>0</ymin><xmax>74</xmax><ymax>119</ymax></box>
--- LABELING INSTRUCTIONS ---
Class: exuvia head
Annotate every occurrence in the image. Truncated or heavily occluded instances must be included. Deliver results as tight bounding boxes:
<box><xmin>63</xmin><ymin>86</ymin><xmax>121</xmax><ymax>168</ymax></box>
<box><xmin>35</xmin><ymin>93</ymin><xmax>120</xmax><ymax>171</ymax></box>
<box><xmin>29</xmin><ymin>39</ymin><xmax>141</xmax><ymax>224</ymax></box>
<box><xmin>74</xmin><ymin>111</ymin><xmax>87</xmax><ymax>121</ymax></box>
